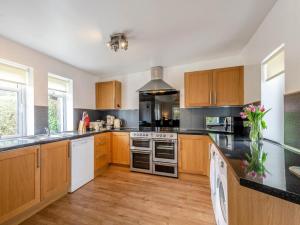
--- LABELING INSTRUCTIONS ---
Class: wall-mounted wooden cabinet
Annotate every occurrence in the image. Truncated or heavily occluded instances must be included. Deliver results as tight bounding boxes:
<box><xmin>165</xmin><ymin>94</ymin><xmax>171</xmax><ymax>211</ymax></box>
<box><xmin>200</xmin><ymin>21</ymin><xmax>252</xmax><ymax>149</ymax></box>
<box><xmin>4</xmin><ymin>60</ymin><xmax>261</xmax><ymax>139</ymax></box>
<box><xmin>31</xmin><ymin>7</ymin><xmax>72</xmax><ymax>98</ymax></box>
<box><xmin>95</xmin><ymin>80</ymin><xmax>121</xmax><ymax>110</ymax></box>
<box><xmin>94</xmin><ymin>132</ymin><xmax>111</xmax><ymax>176</ymax></box>
<box><xmin>184</xmin><ymin>66</ymin><xmax>244</xmax><ymax>107</ymax></box>
<box><xmin>178</xmin><ymin>135</ymin><xmax>210</xmax><ymax>176</ymax></box>
<box><xmin>111</xmin><ymin>132</ymin><xmax>130</xmax><ymax>166</ymax></box>
<box><xmin>40</xmin><ymin>141</ymin><xmax>70</xmax><ymax>201</ymax></box>
<box><xmin>0</xmin><ymin>146</ymin><xmax>40</xmax><ymax>224</ymax></box>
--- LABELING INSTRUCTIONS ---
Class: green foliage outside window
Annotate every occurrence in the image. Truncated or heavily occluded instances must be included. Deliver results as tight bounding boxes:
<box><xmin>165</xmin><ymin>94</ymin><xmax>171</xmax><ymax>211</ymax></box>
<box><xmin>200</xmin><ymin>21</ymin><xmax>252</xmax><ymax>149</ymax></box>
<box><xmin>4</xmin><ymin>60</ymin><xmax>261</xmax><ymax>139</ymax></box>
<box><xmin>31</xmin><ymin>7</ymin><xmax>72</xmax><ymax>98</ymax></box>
<box><xmin>0</xmin><ymin>90</ymin><xmax>17</xmax><ymax>136</ymax></box>
<box><xmin>48</xmin><ymin>96</ymin><xmax>59</xmax><ymax>132</ymax></box>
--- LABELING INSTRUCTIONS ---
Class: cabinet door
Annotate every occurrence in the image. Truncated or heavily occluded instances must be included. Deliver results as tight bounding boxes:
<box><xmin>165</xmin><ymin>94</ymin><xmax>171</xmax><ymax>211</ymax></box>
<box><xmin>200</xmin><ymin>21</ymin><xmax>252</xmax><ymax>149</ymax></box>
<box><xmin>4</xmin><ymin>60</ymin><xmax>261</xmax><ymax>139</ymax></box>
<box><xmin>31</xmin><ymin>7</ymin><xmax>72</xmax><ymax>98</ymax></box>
<box><xmin>178</xmin><ymin>135</ymin><xmax>209</xmax><ymax>175</ymax></box>
<box><xmin>213</xmin><ymin>66</ymin><xmax>244</xmax><ymax>106</ymax></box>
<box><xmin>41</xmin><ymin>141</ymin><xmax>70</xmax><ymax>200</ymax></box>
<box><xmin>184</xmin><ymin>70</ymin><xmax>213</xmax><ymax>107</ymax></box>
<box><xmin>95</xmin><ymin>81</ymin><xmax>122</xmax><ymax>109</ymax></box>
<box><xmin>0</xmin><ymin>146</ymin><xmax>40</xmax><ymax>224</ymax></box>
<box><xmin>96</xmin><ymin>81</ymin><xmax>114</xmax><ymax>109</ymax></box>
<box><xmin>94</xmin><ymin>133</ymin><xmax>111</xmax><ymax>175</ymax></box>
<box><xmin>111</xmin><ymin>132</ymin><xmax>130</xmax><ymax>165</ymax></box>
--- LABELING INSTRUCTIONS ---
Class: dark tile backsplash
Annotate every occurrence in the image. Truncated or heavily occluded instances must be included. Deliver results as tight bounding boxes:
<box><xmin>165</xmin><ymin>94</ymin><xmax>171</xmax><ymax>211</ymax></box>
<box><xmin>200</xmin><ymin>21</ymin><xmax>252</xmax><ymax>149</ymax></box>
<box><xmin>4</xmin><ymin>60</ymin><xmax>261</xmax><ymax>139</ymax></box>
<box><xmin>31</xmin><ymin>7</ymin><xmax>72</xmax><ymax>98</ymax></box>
<box><xmin>73</xmin><ymin>109</ymin><xmax>139</xmax><ymax>129</ymax></box>
<box><xmin>73</xmin><ymin>107</ymin><xmax>242</xmax><ymax>130</ymax></box>
<box><xmin>284</xmin><ymin>92</ymin><xmax>300</xmax><ymax>149</ymax></box>
<box><xmin>73</xmin><ymin>108</ymin><xmax>102</xmax><ymax>130</ymax></box>
<box><xmin>43</xmin><ymin>106</ymin><xmax>243</xmax><ymax>131</ymax></box>
<box><xmin>97</xmin><ymin>109</ymin><xmax>139</xmax><ymax>128</ymax></box>
<box><xmin>180</xmin><ymin>107</ymin><xmax>242</xmax><ymax>129</ymax></box>
<box><xmin>34</xmin><ymin>106</ymin><xmax>48</xmax><ymax>134</ymax></box>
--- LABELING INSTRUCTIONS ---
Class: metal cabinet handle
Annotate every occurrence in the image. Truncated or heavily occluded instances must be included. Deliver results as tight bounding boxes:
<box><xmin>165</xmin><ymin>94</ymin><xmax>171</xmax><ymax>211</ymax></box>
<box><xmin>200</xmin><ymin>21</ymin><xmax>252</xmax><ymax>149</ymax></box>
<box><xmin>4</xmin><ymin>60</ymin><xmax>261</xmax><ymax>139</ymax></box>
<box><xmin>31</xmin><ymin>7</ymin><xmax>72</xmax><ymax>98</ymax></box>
<box><xmin>214</xmin><ymin>92</ymin><xmax>217</xmax><ymax>105</ymax></box>
<box><xmin>209</xmin><ymin>91</ymin><xmax>212</xmax><ymax>105</ymax></box>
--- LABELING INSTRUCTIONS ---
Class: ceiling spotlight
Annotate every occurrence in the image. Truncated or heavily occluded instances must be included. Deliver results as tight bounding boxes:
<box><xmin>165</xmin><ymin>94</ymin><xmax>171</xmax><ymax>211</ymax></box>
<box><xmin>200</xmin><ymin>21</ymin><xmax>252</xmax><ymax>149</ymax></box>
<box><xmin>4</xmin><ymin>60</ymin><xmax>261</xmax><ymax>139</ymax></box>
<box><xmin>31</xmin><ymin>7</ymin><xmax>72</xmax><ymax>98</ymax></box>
<box><xmin>107</xmin><ymin>33</ymin><xmax>128</xmax><ymax>52</ymax></box>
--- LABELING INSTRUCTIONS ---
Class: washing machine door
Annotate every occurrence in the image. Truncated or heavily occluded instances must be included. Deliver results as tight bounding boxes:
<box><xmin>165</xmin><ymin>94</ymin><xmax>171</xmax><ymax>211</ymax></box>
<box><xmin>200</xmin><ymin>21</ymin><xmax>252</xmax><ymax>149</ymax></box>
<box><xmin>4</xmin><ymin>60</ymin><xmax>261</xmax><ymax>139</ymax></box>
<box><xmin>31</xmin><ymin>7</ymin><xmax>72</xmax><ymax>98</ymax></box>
<box><xmin>217</xmin><ymin>176</ymin><xmax>228</xmax><ymax>225</ymax></box>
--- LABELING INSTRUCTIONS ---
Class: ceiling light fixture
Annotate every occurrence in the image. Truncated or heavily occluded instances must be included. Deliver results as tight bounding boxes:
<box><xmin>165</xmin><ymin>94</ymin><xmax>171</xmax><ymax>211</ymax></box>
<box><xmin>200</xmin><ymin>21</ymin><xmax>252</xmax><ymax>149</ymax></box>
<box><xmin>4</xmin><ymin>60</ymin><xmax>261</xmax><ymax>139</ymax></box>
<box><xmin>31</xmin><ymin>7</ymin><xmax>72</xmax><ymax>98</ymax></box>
<box><xmin>106</xmin><ymin>33</ymin><xmax>128</xmax><ymax>52</ymax></box>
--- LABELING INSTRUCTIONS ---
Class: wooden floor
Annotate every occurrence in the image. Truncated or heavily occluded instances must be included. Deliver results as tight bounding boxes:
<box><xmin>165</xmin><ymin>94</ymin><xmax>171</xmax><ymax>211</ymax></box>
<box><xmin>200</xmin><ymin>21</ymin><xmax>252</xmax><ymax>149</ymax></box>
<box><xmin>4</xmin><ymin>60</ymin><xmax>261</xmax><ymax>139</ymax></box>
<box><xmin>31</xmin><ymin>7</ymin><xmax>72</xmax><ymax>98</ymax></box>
<box><xmin>21</xmin><ymin>166</ymin><xmax>216</xmax><ymax>225</ymax></box>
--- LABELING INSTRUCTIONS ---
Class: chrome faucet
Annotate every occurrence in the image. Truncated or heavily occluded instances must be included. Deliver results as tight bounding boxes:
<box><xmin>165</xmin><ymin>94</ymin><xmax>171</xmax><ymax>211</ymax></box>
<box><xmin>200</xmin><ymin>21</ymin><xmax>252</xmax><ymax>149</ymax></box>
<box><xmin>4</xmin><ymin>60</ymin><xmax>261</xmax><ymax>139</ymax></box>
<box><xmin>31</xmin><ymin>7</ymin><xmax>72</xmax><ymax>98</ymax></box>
<box><xmin>44</xmin><ymin>127</ymin><xmax>50</xmax><ymax>136</ymax></box>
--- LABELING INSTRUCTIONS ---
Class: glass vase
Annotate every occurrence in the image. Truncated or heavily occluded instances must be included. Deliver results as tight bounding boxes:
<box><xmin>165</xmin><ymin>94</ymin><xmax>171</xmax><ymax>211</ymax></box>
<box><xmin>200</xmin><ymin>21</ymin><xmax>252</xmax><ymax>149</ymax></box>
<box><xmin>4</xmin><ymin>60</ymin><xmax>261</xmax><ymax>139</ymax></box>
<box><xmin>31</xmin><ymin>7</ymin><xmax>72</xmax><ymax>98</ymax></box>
<box><xmin>249</xmin><ymin>120</ymin><xmax>263</xmax><ymax>143</ymax></box>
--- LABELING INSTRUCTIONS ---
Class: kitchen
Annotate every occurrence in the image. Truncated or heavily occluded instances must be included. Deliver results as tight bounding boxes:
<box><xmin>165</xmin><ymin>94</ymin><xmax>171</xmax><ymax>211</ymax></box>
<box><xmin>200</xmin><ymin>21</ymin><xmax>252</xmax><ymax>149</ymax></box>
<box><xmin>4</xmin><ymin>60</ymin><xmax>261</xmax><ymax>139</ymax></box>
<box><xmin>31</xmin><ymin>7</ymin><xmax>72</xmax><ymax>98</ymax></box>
<box><xmin>0</xmin><ymin>0</ymin><xmax>300</xmax><ymax>225</ymax></box>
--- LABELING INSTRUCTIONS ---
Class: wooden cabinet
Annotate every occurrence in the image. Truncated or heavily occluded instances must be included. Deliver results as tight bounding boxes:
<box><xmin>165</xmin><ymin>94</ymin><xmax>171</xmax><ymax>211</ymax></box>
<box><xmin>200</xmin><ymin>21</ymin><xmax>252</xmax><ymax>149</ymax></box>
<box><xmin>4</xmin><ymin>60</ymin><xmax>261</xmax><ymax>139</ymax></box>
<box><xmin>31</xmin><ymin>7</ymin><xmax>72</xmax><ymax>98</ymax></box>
<box><xmin>213</xmin><ymin>66</ymin><xmax>244</xmax><ymax>106</ymax></box>
<box><xmin>0</xmin><ymin>146</ymin><xmax>40</xmax><ymax>224</ymax></box>
<box><xmin>95</xmin><ymin>80</ymin><xmax>121</xmax><ymax>109</ymax></box>
<box><xmin>40</xmin><ymin>141</ymin><xmax>70</xmax><ymax>200</ymax></box>
<box><xmin>184</xmin><ymin>66</ymin><xmax>244</xmax><ymax>107</ymax></box>
<box><xmin>185</xmin><ymin>70</ymin><xmax>213</xmax><ymax>107</ymax></box>
<box><xmin>94</xmin><ymin>132</ymin><xmax>111</xmax><ymax>176</ymax></box>
<box><xmin>178</xmin><ymin>135</ymin><xmax>210</xmax><ymax>176</ymax></box>
<box><xmin>111</xmin><ymin>132</ymin><xmax>130</xmax><ymax>166</ymax></box>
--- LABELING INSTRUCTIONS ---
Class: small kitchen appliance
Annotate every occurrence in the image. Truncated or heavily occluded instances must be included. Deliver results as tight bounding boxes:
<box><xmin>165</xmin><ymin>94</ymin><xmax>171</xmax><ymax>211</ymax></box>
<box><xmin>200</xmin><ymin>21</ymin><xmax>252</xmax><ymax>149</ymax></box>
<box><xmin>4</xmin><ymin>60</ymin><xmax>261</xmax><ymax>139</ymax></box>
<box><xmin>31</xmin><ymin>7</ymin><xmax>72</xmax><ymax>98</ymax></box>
<box><xmin>106</xmin><ymin>115</ymin><xmax>115</xmax><ymax>129</ymax></box>
<box><xmin>113</xmin><ymin>118</ymin><xmax>122</xmax><ymax>129</ymax></box>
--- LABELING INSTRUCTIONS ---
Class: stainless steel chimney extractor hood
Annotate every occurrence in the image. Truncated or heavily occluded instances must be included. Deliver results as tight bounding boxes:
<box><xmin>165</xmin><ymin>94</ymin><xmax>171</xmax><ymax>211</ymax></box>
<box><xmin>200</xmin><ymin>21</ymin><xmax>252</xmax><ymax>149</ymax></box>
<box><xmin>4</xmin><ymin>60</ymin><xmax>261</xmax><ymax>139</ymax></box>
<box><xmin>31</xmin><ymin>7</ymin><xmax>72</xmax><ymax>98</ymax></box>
<box><xmin>137</xmin><ymin>66</ymin><xmax>176</xmax><ymax>93</ymax></box>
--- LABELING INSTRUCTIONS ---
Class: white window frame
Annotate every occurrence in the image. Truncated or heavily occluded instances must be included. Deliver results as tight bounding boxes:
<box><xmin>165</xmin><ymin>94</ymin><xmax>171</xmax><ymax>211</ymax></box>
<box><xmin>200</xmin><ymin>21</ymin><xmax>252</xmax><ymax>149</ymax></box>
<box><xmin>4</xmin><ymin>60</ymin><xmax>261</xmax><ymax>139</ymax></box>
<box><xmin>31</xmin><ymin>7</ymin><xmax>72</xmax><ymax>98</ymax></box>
<box><xmin>48</xmin><ymin>73</ymin><xmax>73</xmax><ymax>132</ymax></box>
<box><xmin>0</xmin><ymin>57</ymin><xmax>33</xmax><ymax>138</ymax></box>
<box><xmin>48</xmin><ymin>89</ymin><xmax>67</xmax><ymax>132</ymax></box>
<box><xmin>262</xmin><ymin>44</ymin><xmax>285</xmax><ymax>81</ymax></box>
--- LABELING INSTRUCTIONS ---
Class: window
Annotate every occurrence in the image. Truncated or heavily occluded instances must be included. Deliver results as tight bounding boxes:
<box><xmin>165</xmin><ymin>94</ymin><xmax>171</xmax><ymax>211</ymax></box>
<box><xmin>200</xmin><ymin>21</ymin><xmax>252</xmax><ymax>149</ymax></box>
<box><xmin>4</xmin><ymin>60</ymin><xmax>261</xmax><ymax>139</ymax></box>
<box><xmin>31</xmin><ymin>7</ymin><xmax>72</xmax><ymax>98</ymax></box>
<box><xmin>48</xmin><ymin>74</ymin><xmax>73</xmax><ymax>132</ymax></box>
<box><xmin>0</xmin><ymin>61</ymin><xmax>31</xmax><ymax>137</ymax></box>
<box><xmin>262</xmin><ymin>44</ymin><xmax>285</xmax><ymax>81</ymax></box>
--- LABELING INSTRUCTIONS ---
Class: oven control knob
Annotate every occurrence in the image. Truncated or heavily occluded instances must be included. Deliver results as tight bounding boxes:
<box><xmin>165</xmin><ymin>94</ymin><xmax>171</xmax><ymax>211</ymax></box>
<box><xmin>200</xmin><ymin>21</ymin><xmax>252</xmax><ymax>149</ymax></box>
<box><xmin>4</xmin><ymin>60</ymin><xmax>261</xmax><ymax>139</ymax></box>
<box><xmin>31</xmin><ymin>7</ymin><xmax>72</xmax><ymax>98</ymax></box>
<box><xmin>163</xmin><ymin>134</ymin><xmax>166</xmax><ymax>137</ymax></box>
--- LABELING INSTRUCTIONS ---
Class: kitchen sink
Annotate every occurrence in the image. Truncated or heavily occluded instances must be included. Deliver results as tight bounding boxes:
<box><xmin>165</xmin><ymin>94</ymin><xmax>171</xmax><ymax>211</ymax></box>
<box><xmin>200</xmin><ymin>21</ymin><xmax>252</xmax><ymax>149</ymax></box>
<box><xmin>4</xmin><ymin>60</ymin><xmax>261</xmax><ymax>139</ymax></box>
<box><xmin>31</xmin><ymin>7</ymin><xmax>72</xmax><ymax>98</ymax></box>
<box><xmin>20</xmin><ymin>134</ymin><xmax>66</xmax><ymax>141</ymax></box>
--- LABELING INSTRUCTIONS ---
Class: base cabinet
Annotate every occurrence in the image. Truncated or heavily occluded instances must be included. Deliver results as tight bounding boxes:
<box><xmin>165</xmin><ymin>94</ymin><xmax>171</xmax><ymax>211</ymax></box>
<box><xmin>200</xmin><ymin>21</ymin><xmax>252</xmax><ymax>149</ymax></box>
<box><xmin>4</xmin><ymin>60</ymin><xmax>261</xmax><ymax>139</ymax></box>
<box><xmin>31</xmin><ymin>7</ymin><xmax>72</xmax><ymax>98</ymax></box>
<box><xmin>178</xmin><ymin>135</ymin><xmax>210</xmax><ymax>176</ymax></box>
<box><xmin>111</xmin><ymin>132</ymin><xmax>130</xmax><ymax>165</ymax></box>
<box><xmin>94</xmin><ymin>132</ymin><xmax>111</xmax><ymax>176</ymax></box>
<box><xmin>0</xmin><ymin>146</ymin><xmax>40</xmax><ymax>224</ymax></box>
<box><xmin>41</xmin><ymin>141</ymin><xmax>70</xmax><ymax>200</ymax></box>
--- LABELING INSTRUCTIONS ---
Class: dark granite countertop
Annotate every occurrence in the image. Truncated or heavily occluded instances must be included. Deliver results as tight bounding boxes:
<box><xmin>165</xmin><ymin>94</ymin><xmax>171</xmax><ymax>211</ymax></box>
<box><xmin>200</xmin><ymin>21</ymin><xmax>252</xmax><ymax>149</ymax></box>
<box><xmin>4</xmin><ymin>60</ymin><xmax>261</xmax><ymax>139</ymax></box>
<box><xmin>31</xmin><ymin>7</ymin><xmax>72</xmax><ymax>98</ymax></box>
<box><xmin>209</xmin><ymin>133</ymin><xmax>300</xmax><ymax>205</ymax></box>
<box><xmin>0</xmin><ymin>127</ymin><xmax>230</xmax><ymax>152</ymax></box>
<box><xmin>0</xmin><ymin>128</ymin><xmax>134</xmax><ymax>152</ymax></box>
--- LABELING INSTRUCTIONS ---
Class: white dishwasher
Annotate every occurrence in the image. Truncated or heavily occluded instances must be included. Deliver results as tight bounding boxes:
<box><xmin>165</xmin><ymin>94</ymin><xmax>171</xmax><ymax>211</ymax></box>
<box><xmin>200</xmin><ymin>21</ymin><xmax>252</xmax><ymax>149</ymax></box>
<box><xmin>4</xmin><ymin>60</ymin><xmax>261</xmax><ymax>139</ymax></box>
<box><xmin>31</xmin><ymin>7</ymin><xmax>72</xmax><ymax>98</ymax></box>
<box><xmin>69</xmin><ymin>136</ymin><xmax>94</xmax><ymax>193</ymax></box>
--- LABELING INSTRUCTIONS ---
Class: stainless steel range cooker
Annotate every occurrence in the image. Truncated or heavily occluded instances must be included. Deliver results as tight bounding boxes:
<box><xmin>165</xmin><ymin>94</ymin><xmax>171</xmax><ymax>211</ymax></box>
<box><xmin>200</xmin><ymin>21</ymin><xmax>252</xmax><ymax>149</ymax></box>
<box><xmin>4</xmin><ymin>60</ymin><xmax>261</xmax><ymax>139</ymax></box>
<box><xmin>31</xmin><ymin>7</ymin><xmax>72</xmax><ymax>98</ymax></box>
<box><xmin>130</xmin><ymin>132</ymin><xmax>178</xmax><ymax>177</ymax></box>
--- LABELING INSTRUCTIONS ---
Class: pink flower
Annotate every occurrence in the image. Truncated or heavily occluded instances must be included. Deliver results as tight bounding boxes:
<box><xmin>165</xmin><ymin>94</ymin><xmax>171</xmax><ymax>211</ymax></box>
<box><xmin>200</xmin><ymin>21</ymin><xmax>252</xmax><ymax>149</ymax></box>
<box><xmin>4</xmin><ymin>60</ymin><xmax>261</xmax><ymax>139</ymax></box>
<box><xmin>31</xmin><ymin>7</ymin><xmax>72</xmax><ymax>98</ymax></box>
<box><xmin>244</xmin><ymin>107</ymin><xmax>251</xmax><ymax>112</ymax></box>
<box><xmin>249</xmin><ymin>104</ymin><xmax>256</xmax><ymax>112</ymax></box>
<box><xmin>259</xmin><ymin>105</ymin><xmax>265</xmax><ymax>112</ymax></box>
<box><xmin>240</xmin><ymin>112</ymin><xmax>247</xmax><ymax>119</ymax></box>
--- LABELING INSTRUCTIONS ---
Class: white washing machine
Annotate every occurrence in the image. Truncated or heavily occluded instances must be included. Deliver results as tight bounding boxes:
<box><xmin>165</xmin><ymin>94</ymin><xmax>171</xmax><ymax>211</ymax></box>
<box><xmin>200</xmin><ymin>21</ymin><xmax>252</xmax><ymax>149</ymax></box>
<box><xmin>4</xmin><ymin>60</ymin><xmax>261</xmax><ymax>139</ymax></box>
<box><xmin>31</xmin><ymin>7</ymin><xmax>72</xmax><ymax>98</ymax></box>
<box><xmin>215</xmin><ymin>153</ymin><xmax>228</xmax><ymax>225</ymax></box>
<box><xmin>209</xmin><ymin>144</ymin><xmax>219</xmax><ymax>221</ymax></box>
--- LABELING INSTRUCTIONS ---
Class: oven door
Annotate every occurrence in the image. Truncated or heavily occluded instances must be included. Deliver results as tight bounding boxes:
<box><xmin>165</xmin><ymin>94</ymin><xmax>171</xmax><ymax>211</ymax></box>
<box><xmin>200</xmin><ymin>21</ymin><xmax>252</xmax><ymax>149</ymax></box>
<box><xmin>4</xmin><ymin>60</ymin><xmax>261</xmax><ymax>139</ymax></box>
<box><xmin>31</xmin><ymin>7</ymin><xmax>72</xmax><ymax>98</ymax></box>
<box><xmin>130</xmin><ymin>150</ymin><xmax>152</xmax><ymax>174</ymax></box>
<box><xmin>153</xmin><ymin>139</ymin><xmax>177</xmax><ymax>163</ymax></box>
<box><xmin>130</xmin><ymin>138</ymin><xmax>152</xmax><ymax>150</ymax></box>
<box><xmin>153</xmin><ymin>162</ymin><xmax>178</xmax><ymax>178</ymax></box>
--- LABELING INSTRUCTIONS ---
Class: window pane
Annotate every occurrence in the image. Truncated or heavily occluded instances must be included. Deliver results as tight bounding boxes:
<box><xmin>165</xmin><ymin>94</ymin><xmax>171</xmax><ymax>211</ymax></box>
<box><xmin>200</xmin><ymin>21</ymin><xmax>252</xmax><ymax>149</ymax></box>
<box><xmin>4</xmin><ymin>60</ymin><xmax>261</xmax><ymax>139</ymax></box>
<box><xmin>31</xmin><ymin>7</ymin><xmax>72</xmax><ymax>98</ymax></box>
<box><xmin>263</xmin><ymin>49</ymin><xmax>285</xmax><ymax>80</ymax></box>
<box><xmin>0</xmin><ymin>89</ymin><xmax>18</xmax><ymax>136</ymax></box>
<box><xmin>48</xmin><ymin>94</ymin><xmax>64</xmax><ymax>132</ymax></box>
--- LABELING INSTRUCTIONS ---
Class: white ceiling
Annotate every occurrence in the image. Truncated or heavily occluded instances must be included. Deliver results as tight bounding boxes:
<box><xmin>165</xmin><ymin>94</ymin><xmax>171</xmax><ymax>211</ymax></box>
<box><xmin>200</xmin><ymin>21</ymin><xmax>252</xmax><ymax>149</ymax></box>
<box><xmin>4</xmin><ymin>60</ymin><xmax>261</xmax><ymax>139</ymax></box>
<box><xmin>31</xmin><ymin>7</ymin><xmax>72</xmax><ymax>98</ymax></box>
<box><xmin>0</xmin><ymin>0</ymin><xmax>276</xmax><ymax>76</ymax></box>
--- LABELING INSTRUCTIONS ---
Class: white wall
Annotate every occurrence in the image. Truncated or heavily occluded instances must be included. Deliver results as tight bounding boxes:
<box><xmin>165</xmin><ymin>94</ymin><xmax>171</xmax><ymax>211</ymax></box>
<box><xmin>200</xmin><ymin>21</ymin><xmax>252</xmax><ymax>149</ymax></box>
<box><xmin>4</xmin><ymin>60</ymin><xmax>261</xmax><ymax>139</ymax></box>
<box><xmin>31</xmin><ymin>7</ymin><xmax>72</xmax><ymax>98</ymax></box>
<box><xmin>261</xmin><ymin>74</ymin><xmax>285</xmax><ymax>143</ymax></box>
<box><xmin>99</xmin><ymin>55</ymin><xmax>243</xmax><ymax>109</ymax></box>
<box><xmin>242</xmin><ymin>0</ymin><xmax>300</xmax><ymax>103</ymax></box>
<box><xmin>0</xmin><ymin>36</ymin><xmax>97</xmax><ymax>109</ymax></box>
<box><xmin>241</xmin><ymin>0</ymin><xmax>300</xmax><ymax>143</ymax></box>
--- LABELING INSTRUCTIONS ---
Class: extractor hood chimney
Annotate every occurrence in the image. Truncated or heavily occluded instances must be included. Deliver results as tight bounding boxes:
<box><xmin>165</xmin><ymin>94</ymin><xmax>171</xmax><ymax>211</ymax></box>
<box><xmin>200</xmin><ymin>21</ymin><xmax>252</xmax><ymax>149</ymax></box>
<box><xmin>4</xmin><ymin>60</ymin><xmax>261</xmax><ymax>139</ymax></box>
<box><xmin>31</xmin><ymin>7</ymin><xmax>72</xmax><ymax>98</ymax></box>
<box><xmin>137</xmin><ymin>66</ymin><xmax>176</xmax><ymax>93</ymax></box>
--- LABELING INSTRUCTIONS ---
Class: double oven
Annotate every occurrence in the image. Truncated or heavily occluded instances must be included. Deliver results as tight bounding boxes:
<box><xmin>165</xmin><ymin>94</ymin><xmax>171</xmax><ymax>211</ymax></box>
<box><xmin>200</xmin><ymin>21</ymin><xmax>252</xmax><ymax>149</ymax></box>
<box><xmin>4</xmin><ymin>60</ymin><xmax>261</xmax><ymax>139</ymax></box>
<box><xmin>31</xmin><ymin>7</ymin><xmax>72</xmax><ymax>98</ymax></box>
<box><xmin>130</xmin><ymin>132</ymin><xmax>178</xmax><ymax>177</ymax></box>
